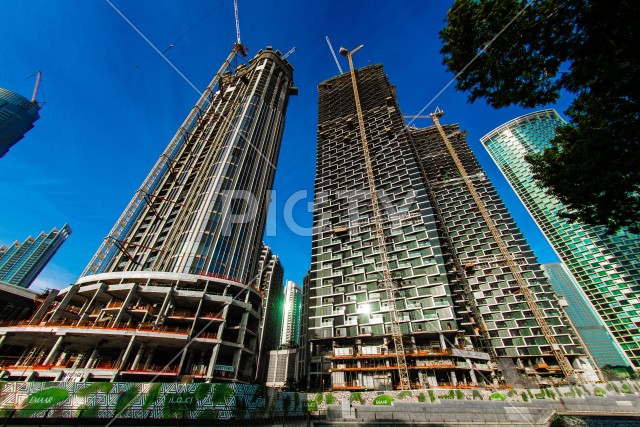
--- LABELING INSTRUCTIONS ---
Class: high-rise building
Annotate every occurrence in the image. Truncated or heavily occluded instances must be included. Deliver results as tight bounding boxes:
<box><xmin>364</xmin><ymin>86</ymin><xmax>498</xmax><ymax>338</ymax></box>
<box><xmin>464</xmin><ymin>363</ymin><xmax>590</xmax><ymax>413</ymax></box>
<box><xmin>481</xmin><ymin>110</ymin><xmax>638</xmax><ymax>369</ymax></box>
<box><xmin>280</xmin><ymin>280</ymin><xmax>301</xmax><ymax>346</ymax></box>
<box><xmin>0</xmin><ymin>47</ymin><xmax>296</xmax><ymax>383</ymax></box>
<box><xmin>0</xmin><ymin>87</ymin><xmax>41</xmax><ymax>157</ymax></box>
<box><xmin>307</xmin><ymin>64</ymin><xmax>595</xmax><ymax>391</ymax></box>
<box><xmin>299</xmin><ymin>271</ymin><xmax>311</xmax><ymax>388</ymax></box>
<box><xmin>265</xmin><ymin>348</ymin><xmax>299</xmax><ymax>388</ymax></box>
<box><xmin>0</xmin><ymin>224</ymin><xmax>71</xmax><ymax>289</ymax></box>
<box><xmin>254</xmin><ymin>244</ymin><xmax>284</xmax><ymax>383</ymax></box>
<box><xmin>542</xmin><ymin>262</ymin><xmax>625</xmax><ymax>368</ymax></box>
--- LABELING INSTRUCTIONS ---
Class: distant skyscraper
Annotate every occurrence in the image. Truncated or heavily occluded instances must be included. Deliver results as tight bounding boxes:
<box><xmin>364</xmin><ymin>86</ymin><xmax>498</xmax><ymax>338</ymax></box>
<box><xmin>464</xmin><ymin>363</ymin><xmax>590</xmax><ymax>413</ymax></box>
<box><xmin>0</xmin><ymin>47</ymin><xmax>296</xmax><ymax>384</ymax></box>
<box><xmin>307</xmin><ymin>65</ymin><xmax>595</xmax><ymax>391</ymax></box>
<box><xmin>542</xmin><ymin>263</ymin><xmax>626</xmax><ymax>368</ymax></box>
<box><xmin>0</xmin><ymin>87</ymin><xmax>41</xmax><ymax>157</ymax></box>
<box><xmin>0</xmin><ymin>224</ymin><xmax>71</xmax><ymax>289</ymax></box>
<box><xmin>280</xmin><ymin>280</ymin><xmax>301</xmax><ymax>346</ymax></box>
<box><xmin>254</xmin><ymin>244</ymin><xmax>285</xmax><ymax>383</ymax></box>
<box><xmin>481</xmin><ymin>110</ymin><xmax>638</xmax><ymax>369</ymax></box>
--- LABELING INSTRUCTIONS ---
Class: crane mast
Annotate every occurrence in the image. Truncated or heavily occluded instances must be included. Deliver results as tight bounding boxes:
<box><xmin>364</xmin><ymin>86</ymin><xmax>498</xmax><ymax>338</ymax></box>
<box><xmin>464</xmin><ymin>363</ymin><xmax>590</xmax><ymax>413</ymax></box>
<box><xmin>31</xmin><ymin>71</ymin><xmax>41</xmax><ymax>104</ymax></box>
<box><xmin>233</xmin><ymin>0</ymin><xmax>248</xmax><ymax>56</ymax></box>
<box><xmin>325</xmin><ymin>36</ymin><xmax>344</xmax><ymax>74</ymax></box>
<box><xmin>341</xmin><ymin>45</ymin><xmax>410</xmax><ymax>390</ymax></box>
<box><xmin>428</xmin><ymin>108</ymin><xmax>577</xmax><ymax>383</ymax></box>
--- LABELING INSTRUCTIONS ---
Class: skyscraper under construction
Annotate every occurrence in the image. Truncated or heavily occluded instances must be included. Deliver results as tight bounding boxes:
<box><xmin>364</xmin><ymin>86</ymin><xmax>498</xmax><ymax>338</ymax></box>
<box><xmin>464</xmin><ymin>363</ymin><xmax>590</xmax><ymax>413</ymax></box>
<box><xmin>0</xmin><ymin>47</ymin><xmax>296</xmax><ymax>383</ymax></box>
<box><xmin>305</xmin><ymin>63</ymin><xmax>596</xmax><ymax>391</ymax></box>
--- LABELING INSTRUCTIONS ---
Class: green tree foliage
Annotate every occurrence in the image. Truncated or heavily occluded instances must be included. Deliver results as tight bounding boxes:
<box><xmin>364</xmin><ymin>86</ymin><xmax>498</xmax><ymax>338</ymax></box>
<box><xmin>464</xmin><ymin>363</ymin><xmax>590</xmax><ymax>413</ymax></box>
<box><xmin>441</xmin><ymin>0</ymin><xmax>640</xmax><ymax>233</ymax></box>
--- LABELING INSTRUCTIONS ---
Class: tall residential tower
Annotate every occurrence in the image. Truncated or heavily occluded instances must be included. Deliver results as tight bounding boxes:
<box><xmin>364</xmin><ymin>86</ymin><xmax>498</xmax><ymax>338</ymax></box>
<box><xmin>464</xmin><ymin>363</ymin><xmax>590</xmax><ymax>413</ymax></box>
<box><xmin>306</xmin><ymin>64</ymin><xmax>595</xmax><ymax>391</ymax></box>
<box><xmin>0</xmin><ymin>47</ymin><xmax>296</xmax><ymax>384</ymax></box>
<box><xmin>481</xmin><ymin>110</ymin><xmax>639</xmax><ymax>369</ymax></box>
<box><xmin>280</xmin><ymin>280</ymin><xmax>301</xmax><ymax>346</ymax></box>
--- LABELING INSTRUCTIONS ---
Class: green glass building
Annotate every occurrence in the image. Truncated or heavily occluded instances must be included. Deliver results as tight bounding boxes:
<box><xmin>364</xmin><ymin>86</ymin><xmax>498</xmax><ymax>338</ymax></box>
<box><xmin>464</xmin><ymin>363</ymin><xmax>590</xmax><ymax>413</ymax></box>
<box><xmin>481</xmin><ymin>110</ymin><xmax>640</xmax><ymax>369</ymax></box>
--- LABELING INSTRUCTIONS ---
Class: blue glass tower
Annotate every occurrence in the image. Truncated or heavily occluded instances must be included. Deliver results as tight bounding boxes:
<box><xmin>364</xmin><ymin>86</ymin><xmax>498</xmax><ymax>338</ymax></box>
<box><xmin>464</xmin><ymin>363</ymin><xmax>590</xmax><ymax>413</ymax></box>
<box><xmin>482</xmin><ymin>110</ymin><xmax>639</xmax><ymax>369</ymax></box>
<box><xmin>0</xmin><ymin>224</ymin><xmax>71</xmax><ymax>289</ymax></box>
<box><xmin>0</xmin><ymin>88</ymin><xmax>41</xmax><ymax>157</ymax></box>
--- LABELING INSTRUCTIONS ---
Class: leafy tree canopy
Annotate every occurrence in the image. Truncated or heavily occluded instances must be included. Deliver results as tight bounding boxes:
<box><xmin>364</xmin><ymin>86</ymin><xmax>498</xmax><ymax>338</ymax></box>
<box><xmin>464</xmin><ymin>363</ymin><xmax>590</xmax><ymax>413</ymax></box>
<box><xmin>440</xmin><ymin>0</ymin><xmax>640</xmax><ymax>233</ymax></box>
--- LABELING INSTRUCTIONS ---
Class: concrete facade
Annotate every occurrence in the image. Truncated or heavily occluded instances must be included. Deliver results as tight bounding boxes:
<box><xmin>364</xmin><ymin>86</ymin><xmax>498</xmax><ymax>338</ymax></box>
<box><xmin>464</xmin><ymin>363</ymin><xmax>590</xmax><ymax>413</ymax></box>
<box><xmin>307</xmin><ymin>64</ymin><xmax>596</xmax><ymax>392</ymax></box>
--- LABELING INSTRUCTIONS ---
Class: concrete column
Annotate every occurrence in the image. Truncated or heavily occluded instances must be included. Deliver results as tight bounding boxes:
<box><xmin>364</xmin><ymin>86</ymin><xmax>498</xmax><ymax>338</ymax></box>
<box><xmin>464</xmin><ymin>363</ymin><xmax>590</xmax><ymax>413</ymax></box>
<box><xmin>55</xmin><ymin>351</ymin><xmax>69</xmax><ymax>367</ymax></box>
<box><xmin>118</xmin><ymin>335</ymin><xmax>136</xmax><ymax>370</ymax></box>
<box><xmin>439</xmin><ymin>333</ymin><xmax>447</xmax><ymax>349</ymax></box>
<box><xmin>237</xmin><ymin>311</ymin><xmax>249</xmax><ymax>345</ymax></box>
<box><xmin>43</xmin><ymin>335</ymin><xmax>65</xmax><ymax>366</ymax></box>
<box><xmin>85</xmin><ymin>348</ymin><xmax>100</xmax><ymax>369</ymax></box>
<box><xmin>189</xmin><ymin>284</ymin><xmax>207</xmax><ymax>336</ymax></box>
<box><xmin>144</xmin><ymin>348</ymin><xmax>156</xmax><ymax>369</ymax></box>
<box><xmin>184</xmin><ymin>348</ymin><xmax>194</xmax><ymax>376</ymax></box>
<box><xmin>206</xmin><ymin>344</ymin><xmax>220</xmax><ymax>379</ymax></box>
<box><xmin>71</xmin><ymin>352</ymin><xmax>84</xmax><ymax>369</ymax></box>
<box><xmin>177</xmin><ymin>345</ymin><xmax>190</xmax><ymax>375</ymax></box>
<box><xmin>29</xmin><ymin>289</ymin><xmax>59</xmax><ymax>324</ymax></box>
<box><xmin>154</xmin><ymin>288</ymin><xmax>173</xmax><ymax>326</ymax></box>
<box><xmin>231</xmin><ymin>348</ymin><xmax>242</xmax><ymax>380</ymax></box>
<box><xmin>49</xmin><ymin>285</ymin><xmax>80</xmax><ymax>321</ymax></box>
<box><xmin>79</xmin><ymin>283</ymin><xmax>105</xmax><ymax>321</ymax></box>
<box><xmin>131</xmin><ymin>343</ymin><xmax>146</xmax><ymax>370</ymax></box>
<box><xmin>113</xmin><ymin>284</ymin><xmax>138</xmax><ymax>325</ymax></box>
<box><xmin>450</xmin><ymin>371</ymin><xmax>457</xmax><ymax>386</ymax></box>
<box><xmin>466</xmin><ymin>358</ymin><xmax>477</xmax><ymax>384</ymax></box>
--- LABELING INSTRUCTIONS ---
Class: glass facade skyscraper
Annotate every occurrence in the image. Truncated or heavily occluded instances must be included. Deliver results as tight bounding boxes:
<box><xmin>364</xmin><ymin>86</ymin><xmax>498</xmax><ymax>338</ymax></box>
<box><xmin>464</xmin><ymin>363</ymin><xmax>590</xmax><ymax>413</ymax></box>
<box><xmin>0</xmin><ymin>88</ymin><xmax>40</xmax><ymax>157</ymax></box>
<box><xmin>482</xmin><ymin>110</ymin><xmax>639</xmax><ymax>369</ymax></box>
<box><xmin>280</xmin><ymin>280</ymin><xmax>301</xmax><ymax>346</ymax></box>
<box><xmin>542</xmin><ymin>262</ymin><xmax>626</xmax><ymax>368</ymax></box>
<box><xmin>0</xmin><ymin>224</ymin><xmax>71</xmax><ymax>289</ymax></box>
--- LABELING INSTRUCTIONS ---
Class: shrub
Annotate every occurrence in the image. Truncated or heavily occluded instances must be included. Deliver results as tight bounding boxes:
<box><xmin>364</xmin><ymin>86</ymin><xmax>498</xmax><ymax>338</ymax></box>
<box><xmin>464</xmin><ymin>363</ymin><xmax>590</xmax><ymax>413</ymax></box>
<box><xmin>507</xmin><ymin>389</ymin><xmax>517</xmax><ymax>397</ymax></box>
<box><xmin>428</xmin><ymin>390</ymin><xmax>436</xmax><ymax>403</ymax></box>
<box><xmin>521</xmin><ymin>392</ymin><xmax>529</xmax><ymax>402</ymax></box>
<box><xmin>439</xmin><ymin>390</ymin><xmax>455</xmax><ymax>400</ymax></box>
<box><xmin>621</xmin><ymin>383</ymin><xmax>633</xmax><ymax>394</ymax></box>
<box><xmin>397</xmin><ymin>391</ymin><xmax>412</xmax><ymax>400</ymax></box>
<box><xmin>325</xmin><ymin>394</ymin><xmax>337</xmax><ymax>405</ymax></box>
<box><xmin>545</xmin><ymin>389</ymin><xmax>556</xmax><ymax>399</ymax></box>
<box><xmin>489</xmin><ymin>392</ymin><xmax>505</xmax><ymax>401</ymax></box>
<box><xmin>472</xmin><ymin>390</ymin><xmax>482</xmax><ymax>400</ymax></box>
<box><xmin>350</xmin><ymin>392</ymin><xmax>364</xmax><ymax>405</ymax></box>
<box><xmin>418</xmin><ymin>392</ymin><xmax>426</xmax><ymax>403</ymax></box>
<box><xmin>594</xmin><ymin>387</ymin><xmax>606</xmax><ymax>397</ymax></box>
<box><xmin>456</xmin><ymin>390</ymin><xmax>464</xmax><ymax>400</ymax></box>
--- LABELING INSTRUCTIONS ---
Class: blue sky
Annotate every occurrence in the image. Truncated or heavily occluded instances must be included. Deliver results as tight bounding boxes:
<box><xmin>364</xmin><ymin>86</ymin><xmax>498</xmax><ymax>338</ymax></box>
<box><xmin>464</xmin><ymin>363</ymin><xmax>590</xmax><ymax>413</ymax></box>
<box><xmin>0</xmin><ymin>1</ymin><xmax>572</xmax><ymax>291</ymax></box>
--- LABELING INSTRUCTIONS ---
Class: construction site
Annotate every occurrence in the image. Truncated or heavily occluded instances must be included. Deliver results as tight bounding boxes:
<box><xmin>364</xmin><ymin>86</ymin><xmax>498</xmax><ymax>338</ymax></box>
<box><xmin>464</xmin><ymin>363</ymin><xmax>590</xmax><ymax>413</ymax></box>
<box><xmin>305</xmin><ymin>52</ymin><xmax>599</xmax><ymax>392</ymax></box>
<box><xmin>0</xmin><ymin>0</ymin><xmax>297</xmax><ymax>385</ymax></box>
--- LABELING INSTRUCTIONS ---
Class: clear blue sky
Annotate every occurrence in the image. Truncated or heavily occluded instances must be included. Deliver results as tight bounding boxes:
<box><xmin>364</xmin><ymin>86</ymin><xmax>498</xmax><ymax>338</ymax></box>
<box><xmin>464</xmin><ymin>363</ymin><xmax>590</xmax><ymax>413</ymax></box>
<box><xmin>0</xmin><ymin>1</ymin><xmax>571</xmax><ymax>291</ymax></box>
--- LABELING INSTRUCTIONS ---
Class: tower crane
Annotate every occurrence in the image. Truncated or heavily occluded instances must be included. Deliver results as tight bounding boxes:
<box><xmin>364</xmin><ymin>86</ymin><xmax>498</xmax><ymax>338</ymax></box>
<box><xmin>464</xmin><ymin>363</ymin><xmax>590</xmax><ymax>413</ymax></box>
<box><xmin>428</xmin><ymin>107</ymin><xmax>577</xmax><ymax>383</ymax></box>
<box><xmin>282</xmin><ymin>47</ymin><xmax>296</xmax><ymax>60</ymax></box>
<box><xmin>325</xmin><ymin>36</ymin><xmax>343</xmax><ymax>74</ymax></box>
<box><xmin>31</xmin><ymin>71</ymin><xmax>42</xmax><ymax>104</ymax></box>
<box><xmin>340</xmin><ymin>44</ymin><xmax>410</xmax><ymax>390</ymax></box>
<box><xmin>233</xmin><ymin>0</ymin><xmax>248</xmax><ymax>57</ymax></box>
